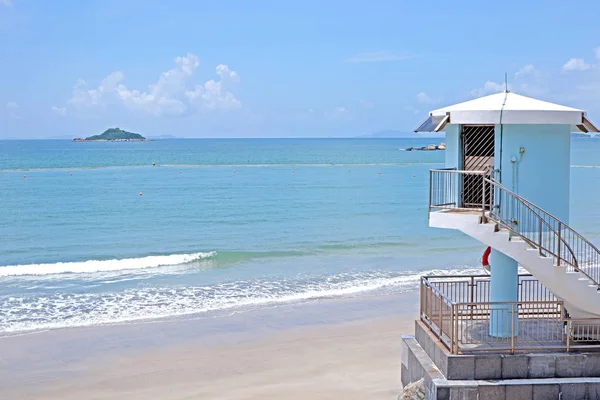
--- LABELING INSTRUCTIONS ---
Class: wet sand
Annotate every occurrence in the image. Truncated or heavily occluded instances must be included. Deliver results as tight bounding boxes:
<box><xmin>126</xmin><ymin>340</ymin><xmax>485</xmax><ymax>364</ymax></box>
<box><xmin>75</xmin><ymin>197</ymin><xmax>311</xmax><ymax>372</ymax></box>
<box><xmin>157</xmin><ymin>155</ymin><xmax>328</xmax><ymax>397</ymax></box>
<box><xmin>0</xmin><ymin>292</ymin><xmax>418</xmax><ymax>400</ymax></box>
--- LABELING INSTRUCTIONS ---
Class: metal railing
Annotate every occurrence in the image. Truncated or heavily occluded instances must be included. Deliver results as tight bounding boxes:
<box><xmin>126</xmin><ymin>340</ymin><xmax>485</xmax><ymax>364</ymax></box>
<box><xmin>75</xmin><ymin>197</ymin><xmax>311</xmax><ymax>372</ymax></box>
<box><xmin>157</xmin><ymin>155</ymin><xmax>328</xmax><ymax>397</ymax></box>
<box><xmin>429</xmin><ymin>169</ymin><xmax>600</xmax><ymax>289</ymax></box>
<box><xmin>421</xmin><ymin>275</ymin><xmax>600</xmax><ymax>354</ymax></box>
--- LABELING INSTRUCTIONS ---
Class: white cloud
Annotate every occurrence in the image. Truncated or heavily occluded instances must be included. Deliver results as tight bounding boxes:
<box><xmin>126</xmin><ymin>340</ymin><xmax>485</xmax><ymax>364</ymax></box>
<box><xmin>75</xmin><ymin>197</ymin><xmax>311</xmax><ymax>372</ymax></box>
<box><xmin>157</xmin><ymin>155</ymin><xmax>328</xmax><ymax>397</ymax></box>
<box><xmin>51</xmin><ymin>106</ymin><xmax>67</xmax><ymax>116</ymax></box>
<box><xmin>404</xmin><ymin>106</ymin><xmax>420</xmax><ymax>115</ymax></box>
<box><xmin>359</xmin><ymin>99</ymin><xmax>374</xmax><ymax>109</ymax></box>
<box><xmin>6</xmin><ymin>101</ymin><xmax>19</xmax><ymax>118</ymax></box>
<box><xmin>62</xmin><ymin>53</ymin><xmax>241</xmax><ymax>116</ymax></box>
<box><xmin>470</xmin><ymin>81</ymin><xmax>508</xmax><ymax>97</ymax></box>
<box><xmin>562</xmin><ymin>58</ymin><xmax>590</xmax><ymax>71</ymax></box>
<box><xmin>69</xmin><ymin>71</ymin><xmax>124</xmax><ymax>108</ymax></box>
<box><xmin>216</xmin><ymin>64</ymin><xmax>240</xmax><ymax>82</ymax></box>
<box><xmin>515</xmin><ymin>64</ymin><xmax>535</xmax><ymax>78</ymax></box>
<box><xmin>1</xmin><ymin>0</ymin><xmax>12</xmax><ymax>7</ymax></box>
<box><xmin>185</xmin><ymin>64</ymin><xmax>241</xmax><ymax>110</ymax></box>
<box><xmin>428</xmin><ymin>47</ymin><xmax>600</xmax><ymax>120</ymax></box>
<box><xmin>114</xmin><ymin>53</ymin><xmax>199</xmax><ymax>116</ymax></box>
<box><xmin>416</xmin><ymin>92</ymin><xmax>442</xmax><ymax>104</ymax></box>
<box><xmin>325</xmin><ymin>106</ymin><xmax>352</xmax><ymax>120</ymax></box>
<box><xmin>345</xmin><ymin>51</ymin><xmax>419</xmax><ymax>63</ymax></box>
<box><xmin>175</xmin><ymin>53</ymin><xmax>200</xmax><ymax>75</ymax></box>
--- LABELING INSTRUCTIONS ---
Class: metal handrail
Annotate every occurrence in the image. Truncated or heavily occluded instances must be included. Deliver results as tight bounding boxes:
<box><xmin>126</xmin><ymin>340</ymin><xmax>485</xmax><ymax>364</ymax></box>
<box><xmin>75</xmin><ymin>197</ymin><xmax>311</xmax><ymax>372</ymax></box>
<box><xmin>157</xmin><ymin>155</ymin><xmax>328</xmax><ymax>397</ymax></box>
<box><xmin>429</xmin><ymin>169</ymin><xmax>600</xmax><ymax>289</ymax></box>
<box><xmin>483</xmin><ymin>177</ymin><xmax>579</xmax><ymax>271</ymax></box>
<box><xmin>486</xmin><ymin>176</ymin><xmax>600</xmax><ymax>270</ymax></box>
<box><xmin>482</xmin><ymin>176</ymin><xmax>598</xmax><ymax>288</ymax></box>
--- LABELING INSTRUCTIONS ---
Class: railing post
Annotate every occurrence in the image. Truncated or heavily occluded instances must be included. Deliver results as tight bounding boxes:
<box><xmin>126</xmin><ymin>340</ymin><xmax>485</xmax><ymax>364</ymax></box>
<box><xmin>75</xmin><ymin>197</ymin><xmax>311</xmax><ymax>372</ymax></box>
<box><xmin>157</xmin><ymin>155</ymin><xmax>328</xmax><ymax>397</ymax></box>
<box><xmin>481</xmin><ymin>176</ymin><xmax>486</xmax><ymax>220</ymax></box>
<box><xmin>439</xmin><ymin>294</ymin><xmax>443</xmax><ymax>336</ymax></box>
<box><xmin>454</xmin><ymin>304</ymin><xmax>459</xmax><ymax>354</ymax></box>
<box><xmin>557</xmin><ymin>221</ymin><xmax>562</xmax><ymax>266</ymax></box>
<box><xmin>450</xmin><ymin>303</ymin><xmax>455</xmax><ymax>354</ymax></box>
<box><xmin>428</xmin><ymin>170</ymin><xmax>433</xmax><ymax>212</ymax></box>
<box><xmin>420</xmin><ymin>277</ymin><xmax>424</xmax><ymax>320</ymax></box>
<box><xmin>469</xmin><ymin>276</ymin><xmax>475</xmax><ymax>320</ymax></box>
<box><xmin>427</xmin><ymin>285</ymin><xmax>432</xmax><ymax>323</ymax></box>
<box><xmin>488</xmin><ymin>176</ymin><xmax>493</xmax><ymax>214</ymax></box>
<box><xmin>511</xmin><ymin>303</ymin><xmax>516</xmax><ymax>354</ymax></box>
<box><xmin>566</xmin><ymin>320</ymin><xmax>571</xmax><ymax>352</ymax></box>
<box><xmin>538</xmin><ymin>218</ymin><xmax>543</xmax><ymax>256</ymax></box>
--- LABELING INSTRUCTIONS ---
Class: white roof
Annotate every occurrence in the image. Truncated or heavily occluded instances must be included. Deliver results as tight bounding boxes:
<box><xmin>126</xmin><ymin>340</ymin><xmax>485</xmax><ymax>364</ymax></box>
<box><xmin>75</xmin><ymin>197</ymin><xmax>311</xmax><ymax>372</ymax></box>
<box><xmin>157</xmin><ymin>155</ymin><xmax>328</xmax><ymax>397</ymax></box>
<box><xmin>415</xmin><ymin>91</ymin><xmax>598</xmax><ymax>133</ymax></box>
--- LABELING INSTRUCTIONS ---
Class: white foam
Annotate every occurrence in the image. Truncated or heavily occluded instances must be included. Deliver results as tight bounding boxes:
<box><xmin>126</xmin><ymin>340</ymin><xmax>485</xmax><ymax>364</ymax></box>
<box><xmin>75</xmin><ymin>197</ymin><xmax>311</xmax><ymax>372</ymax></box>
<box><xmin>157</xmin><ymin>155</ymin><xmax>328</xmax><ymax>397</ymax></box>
<box><xmin>0</xmin><ymin>252</ymin><xmax>216</xmax><ymax>277</ymax></box>
<box><xmin>0</xmin><ymin>266</ymin><xmax>480</xmax><ymax>334</ymax></box>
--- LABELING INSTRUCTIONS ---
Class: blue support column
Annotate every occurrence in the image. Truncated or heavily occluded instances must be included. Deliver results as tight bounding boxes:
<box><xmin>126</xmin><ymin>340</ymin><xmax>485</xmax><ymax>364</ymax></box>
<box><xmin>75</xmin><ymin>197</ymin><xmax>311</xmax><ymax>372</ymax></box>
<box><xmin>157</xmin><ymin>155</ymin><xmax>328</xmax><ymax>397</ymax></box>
<box><xmin>489</xmin><ymin>249</ymin><xmax>518</xmax><ymax>338</ymax></box>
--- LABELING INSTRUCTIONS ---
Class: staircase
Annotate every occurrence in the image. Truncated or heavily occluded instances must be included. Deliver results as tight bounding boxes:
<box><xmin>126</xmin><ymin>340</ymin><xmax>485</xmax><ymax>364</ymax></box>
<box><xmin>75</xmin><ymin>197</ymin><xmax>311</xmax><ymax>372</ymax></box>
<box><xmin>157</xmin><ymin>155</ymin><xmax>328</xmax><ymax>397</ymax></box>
<box><xmin>429</xmin><ymin>169</ymin><xmax>600</xmax><ymax>319</ymax></box>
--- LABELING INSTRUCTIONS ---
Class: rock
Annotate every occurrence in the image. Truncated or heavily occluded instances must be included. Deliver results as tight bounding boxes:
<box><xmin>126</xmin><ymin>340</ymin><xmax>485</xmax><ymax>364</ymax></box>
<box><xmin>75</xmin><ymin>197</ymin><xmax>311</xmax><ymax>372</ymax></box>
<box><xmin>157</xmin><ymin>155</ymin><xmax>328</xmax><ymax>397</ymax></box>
<box><xmin>405</xmin><ymin>143</ymin><xmax>446</xmax><ymax>151</ymax></box>
<box><xmin>398</xmin><ymin>378</ymin><xmax>425</xmax><ymax>400</ymax></box>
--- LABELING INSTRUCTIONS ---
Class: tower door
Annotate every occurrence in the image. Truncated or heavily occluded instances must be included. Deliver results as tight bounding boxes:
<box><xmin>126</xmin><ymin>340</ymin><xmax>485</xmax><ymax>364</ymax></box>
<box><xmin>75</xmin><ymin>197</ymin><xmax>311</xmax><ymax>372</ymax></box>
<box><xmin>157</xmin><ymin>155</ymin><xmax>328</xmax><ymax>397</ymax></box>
<box><xmin>461</xmin><ymin>125</ymin><xmax>495</xmax><ymax>208</ymax></box>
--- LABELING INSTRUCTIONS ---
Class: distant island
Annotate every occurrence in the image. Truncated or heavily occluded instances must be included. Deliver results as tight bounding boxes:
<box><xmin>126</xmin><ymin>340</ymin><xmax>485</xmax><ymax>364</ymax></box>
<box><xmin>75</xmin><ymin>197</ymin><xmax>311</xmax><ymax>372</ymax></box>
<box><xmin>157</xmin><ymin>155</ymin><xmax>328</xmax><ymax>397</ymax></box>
<box><xmin>73</xmin><ymin>128</ymin><xmax>147</xmax><ymax>142</ymax></box>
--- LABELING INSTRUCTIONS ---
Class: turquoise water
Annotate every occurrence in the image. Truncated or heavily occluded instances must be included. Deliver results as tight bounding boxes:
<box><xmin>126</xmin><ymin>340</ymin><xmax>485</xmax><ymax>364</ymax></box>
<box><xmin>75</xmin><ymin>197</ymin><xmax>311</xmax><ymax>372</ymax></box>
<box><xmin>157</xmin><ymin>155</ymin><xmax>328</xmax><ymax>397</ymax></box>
<box><xmin>1</xmin><ymin>138</ymin><xmax>600</xmax><ymax>334</ymax></box>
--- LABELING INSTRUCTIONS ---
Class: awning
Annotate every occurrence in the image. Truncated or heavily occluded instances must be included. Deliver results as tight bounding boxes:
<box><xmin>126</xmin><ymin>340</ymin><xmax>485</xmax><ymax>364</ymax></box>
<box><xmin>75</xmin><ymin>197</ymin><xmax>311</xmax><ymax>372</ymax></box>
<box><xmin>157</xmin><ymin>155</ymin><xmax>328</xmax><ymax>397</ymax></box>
<box><xmin>414</xmin><ymin>114</ymin><xmax>450</xmax><ymax>133</ymax></box>
<box><xmin>413</xmin><ymin>92</ymin><xmax>600</xmax><ymax>133</ymax></box>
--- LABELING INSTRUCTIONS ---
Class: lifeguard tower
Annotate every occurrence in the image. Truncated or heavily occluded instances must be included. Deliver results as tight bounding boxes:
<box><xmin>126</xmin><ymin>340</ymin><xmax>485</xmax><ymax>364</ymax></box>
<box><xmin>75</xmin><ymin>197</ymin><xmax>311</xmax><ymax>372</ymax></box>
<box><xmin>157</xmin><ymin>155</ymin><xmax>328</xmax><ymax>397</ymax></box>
<box><xmin>400</xmin><ymin>91</ymin><xmax>600</xmax><ymax>399</ymax></box>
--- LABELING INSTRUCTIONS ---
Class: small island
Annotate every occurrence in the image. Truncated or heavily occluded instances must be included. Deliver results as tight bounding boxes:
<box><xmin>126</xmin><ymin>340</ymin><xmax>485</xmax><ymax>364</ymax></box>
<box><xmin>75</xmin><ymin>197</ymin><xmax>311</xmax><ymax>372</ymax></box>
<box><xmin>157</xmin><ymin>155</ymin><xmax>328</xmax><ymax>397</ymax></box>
<box><xmin>404</xmin><ymin>142</ymin><xmax>446</xmax><ymax>151</ymax></box>
<box><xmin>73</xmin><ymin>128</ymin><xmax>147</xmax><ymax>142</ymax></box>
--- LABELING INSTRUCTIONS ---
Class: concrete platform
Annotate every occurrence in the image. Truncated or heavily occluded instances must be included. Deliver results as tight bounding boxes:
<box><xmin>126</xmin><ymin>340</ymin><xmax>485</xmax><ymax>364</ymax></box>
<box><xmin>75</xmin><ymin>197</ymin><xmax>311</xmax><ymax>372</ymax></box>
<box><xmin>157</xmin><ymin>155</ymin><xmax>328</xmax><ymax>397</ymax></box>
<box><xmin>401</xmin><ymin>320</ymin><xmax>600</xmax><ymax>399</ymax></box>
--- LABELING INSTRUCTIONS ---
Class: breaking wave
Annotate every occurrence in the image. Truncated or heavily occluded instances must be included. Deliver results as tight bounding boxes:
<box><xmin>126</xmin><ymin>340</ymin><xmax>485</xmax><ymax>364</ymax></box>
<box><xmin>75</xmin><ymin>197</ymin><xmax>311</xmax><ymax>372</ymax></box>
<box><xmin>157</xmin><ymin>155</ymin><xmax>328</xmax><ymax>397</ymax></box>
<box><xmin>0</xmin><ymin>266</ymin><xmax>481</xmax><ymax>334</ymax></box>
<box><xmin>0</xmin><ymin>252</ymin><xmax>216</xmax><ymax>277</ymax></box>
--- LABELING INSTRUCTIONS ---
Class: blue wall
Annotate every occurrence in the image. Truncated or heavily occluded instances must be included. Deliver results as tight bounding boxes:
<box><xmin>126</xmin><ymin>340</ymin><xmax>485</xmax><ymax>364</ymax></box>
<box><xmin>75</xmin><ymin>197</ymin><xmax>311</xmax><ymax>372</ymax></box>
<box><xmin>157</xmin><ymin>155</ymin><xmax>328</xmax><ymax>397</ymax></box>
<box><xmin>494</xmin><ymin>124</ymin><xmax>571</xmax><ymax>222</ymax></box>
<box><xmin>489</xmin><ymin>250</ymin><xmax>519</xmax><ymax>337</ymax></box>
<box><xmin>444</xmin><ymin>125</ymin><xmax>460</xmax><ymax>169</ymax></box>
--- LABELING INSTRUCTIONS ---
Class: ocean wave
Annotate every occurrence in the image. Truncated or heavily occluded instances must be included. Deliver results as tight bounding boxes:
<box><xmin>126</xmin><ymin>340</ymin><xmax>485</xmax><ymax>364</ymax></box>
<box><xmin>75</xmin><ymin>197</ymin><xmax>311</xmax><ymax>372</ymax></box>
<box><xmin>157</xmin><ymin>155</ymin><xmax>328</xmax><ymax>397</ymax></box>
<box><xmin>161</xmin><ymin>162</ymin><xmax>444</xmax><ymax>168</ymax></box>
<box><xmin>0</xmin><ymin>162</ymin><xmax>444</xmax><ymax>173</ymax></box>
<box><xmin>0</xmin><ymin>252</ymin><xmax>216</xmax><ymax>277</ymax></box>
<box><xmin>0</xmin><ymin>266</ymin><xmax>482</xmax><ymax>334</ymax></box>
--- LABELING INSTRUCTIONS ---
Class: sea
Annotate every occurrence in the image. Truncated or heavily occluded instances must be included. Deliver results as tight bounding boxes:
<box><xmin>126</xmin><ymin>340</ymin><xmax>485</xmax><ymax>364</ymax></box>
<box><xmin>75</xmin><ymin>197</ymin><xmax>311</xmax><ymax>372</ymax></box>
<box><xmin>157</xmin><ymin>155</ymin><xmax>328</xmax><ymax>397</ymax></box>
<box><xmin>1</xmin><ymin>138</ymin><xmax>600</xmax><ymax>335</ymax></box>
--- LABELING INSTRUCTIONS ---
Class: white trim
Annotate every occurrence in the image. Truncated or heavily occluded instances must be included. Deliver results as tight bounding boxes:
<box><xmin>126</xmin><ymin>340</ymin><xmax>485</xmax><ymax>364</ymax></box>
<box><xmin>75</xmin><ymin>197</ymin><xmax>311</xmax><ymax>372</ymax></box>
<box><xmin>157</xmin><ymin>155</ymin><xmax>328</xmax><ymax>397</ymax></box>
<box><xmin>414</xmin><ymin>92</ymin><xmax>596</xmax><ymax>131</ymax></box>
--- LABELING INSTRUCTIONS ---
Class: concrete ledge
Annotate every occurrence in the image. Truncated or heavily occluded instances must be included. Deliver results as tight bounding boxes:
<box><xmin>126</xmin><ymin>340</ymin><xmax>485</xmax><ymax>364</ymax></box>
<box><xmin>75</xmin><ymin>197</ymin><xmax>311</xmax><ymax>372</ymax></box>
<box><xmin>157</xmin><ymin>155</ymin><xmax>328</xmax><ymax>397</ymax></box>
<box><xmin>400</xmin><ymin>335</ymin><xmax>444</xmax><ymax>387</ymax></box>
<box><xmin>413</xmin><ymin>319</ymin><xmax>600</xmax><ymax>380</ymax></box>
<box><xmin>434</xmin><ymin>377</ymin><xmax>600</xmax><ymax>400</ymax></box>
<box><xmin>404</xmin><ymin>319</ymin><xmax>600</xmax><ymax>398</ymax></box>
<box><xmin>401</xmin><ymin>334</ymin><xmax>600</xmax><ymax>399</ymax></box>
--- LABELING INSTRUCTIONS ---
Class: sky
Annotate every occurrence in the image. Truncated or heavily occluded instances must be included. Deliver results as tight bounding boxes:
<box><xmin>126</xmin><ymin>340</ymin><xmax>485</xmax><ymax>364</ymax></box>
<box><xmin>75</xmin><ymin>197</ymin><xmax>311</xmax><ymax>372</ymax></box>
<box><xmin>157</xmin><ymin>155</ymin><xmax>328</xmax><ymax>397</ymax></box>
<box><xmin>1</xmin><ymin>0</ymin><xmax>600</xmax><ymax>139</ymax></box>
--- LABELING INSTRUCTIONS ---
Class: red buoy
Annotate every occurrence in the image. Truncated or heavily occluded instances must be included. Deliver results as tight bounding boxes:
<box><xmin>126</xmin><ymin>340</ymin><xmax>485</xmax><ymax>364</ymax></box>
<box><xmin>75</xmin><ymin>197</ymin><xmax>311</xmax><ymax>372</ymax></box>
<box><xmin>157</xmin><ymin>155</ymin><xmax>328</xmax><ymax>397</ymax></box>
<box><xmin>482</xmin><ymin>246</ymin><xmax>491</xmax><ymax>267</ymax></box>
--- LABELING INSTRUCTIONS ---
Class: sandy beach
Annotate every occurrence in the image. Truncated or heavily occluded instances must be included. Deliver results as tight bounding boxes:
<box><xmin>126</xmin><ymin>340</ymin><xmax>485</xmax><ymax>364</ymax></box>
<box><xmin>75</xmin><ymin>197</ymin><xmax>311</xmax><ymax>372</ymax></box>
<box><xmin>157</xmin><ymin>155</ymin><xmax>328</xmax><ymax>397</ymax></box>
<box><xmin>0</xmin><ymin>292</ymin><xmax>418</xmax><ymax>400</ymax></box>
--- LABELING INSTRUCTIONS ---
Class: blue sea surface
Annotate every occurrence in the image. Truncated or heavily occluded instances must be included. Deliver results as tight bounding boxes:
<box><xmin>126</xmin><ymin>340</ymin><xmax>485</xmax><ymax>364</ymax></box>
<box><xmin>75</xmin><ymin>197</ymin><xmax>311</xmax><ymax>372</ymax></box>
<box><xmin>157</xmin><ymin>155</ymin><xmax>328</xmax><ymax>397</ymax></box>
<box><xmin>1</xmin><ymin>138</ymin><xmax>599</xmax><ymax>334</ymax></box>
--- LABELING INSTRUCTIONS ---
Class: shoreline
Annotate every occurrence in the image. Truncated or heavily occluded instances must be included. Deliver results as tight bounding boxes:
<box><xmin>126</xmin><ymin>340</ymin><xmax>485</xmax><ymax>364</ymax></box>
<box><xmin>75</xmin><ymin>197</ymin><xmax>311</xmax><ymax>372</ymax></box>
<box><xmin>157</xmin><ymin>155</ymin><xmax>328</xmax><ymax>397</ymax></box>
<box><xmin>0</xmin><ymin>291</ymin><xmax>418</xmax><ymax>399</ymax></box>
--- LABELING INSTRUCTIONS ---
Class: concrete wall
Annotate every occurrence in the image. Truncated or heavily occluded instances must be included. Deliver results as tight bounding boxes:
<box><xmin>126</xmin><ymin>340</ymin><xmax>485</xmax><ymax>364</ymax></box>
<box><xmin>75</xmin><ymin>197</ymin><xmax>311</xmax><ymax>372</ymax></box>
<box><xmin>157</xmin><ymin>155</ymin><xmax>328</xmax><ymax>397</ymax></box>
<box><xmin>402</xmin><ymin>321</ymin><xmax>600</xmax><ymax>399</ymax></box>
<box><xmin>443</xmin><ymin>122</ymin><xmax>571</xmax><ymax>219</ymax></box>
<box><xmin>494</xmin><ymin>124</ymin><xmax>571</xmax><ymax>222</ymax></box>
